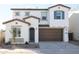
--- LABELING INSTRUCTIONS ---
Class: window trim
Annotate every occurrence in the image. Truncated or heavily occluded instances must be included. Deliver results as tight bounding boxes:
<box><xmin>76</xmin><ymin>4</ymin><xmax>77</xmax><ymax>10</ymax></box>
<box><xmin>41</xmin><ymin>12</ymin><xmax>47</xmax><ymax>20</ymax></box>
<box><xmin>25</xmin><ymin>12</ymin><xmax>30</xmax><ymax>16</ymax></box>
<box><xmin>54</xmin><ymin>10</ymin><xmax>65</xmax><ymax>20</ymax></box>
<box><xmin>11</xmin><ymin>26</ymin><xmax>21</xmax><ymax>38</ymax></box>
<box><xmin>15</xmin><ymin>12</ymin><xmax>20</xmax><ymax>16</ymax></box>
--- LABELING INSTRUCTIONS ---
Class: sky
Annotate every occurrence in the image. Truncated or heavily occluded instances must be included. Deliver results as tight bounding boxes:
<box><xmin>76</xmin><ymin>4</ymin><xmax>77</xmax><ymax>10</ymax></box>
<box><xmin>0</xmin><ymin>0</ymin><xmax>79</xmax><ymax>30</ymax></box>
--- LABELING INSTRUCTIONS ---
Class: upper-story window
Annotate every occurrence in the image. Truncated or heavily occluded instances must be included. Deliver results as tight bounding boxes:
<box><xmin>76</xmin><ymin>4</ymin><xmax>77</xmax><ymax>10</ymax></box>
<box><xmin>54</xmin><ymin>10</ymin><xmax>64</xmax><ymax>19</ymax></box>
<box><xmin>25</xmin><ymin>12</ymin><xmax>29</xmax><ymax>16</ymax></box>
<box><xmin>41</xmin><ymin>12</ymin><xmax>47</xmax><ymax>20</ymax></box>
<box><xmin>15</xmin><ymin>12</ymin><xmax>20</xmax><ymax>16</ymax></box>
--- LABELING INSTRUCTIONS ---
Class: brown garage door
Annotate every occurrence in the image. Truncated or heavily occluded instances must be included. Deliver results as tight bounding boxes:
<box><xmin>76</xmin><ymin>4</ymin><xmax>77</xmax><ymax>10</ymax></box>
<box><xmin>39</xmin><ymin>28</ymin><xmax>63</xmax><ymax>41</ymax></box>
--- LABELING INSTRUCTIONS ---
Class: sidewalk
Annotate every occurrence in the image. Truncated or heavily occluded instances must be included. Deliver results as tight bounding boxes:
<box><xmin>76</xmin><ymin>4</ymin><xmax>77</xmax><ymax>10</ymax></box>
<box><xmin>0</xmin><ymin>49</ymin><xmax>38</xmax><ymax>54</ymax></box>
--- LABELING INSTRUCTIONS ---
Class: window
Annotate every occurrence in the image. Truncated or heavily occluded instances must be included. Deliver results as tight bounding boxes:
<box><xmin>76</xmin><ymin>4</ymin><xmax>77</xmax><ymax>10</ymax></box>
<box><xmin>25</xmin><ymin>12</ymin><xmax>29</xmax><ymax>16</ymax></box>
<box><xmin>12</xmin><ymin>27</ymin><xmax>21</xmax><ymax>37</ymax></box>
<box><xmin>54</xmin><ymin>10</ymin><xmax>64</xmax><ymax>19</ymax></box>
<box><xmin>41</xmin><ymin>12</ymin><xmax>47</xmax><ymax>20</ymax></box>
<box><xmin>15</xmin><ymin>12</ymin><xmax>20</xmax><ymax>16</ymax></box>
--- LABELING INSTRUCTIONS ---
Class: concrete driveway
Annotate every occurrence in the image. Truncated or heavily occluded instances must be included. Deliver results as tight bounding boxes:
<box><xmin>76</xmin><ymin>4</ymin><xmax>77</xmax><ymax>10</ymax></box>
<box><xmin>32</xmin><ymin>42</ymin><xmax>79</xmax><ymax>54</ymax></box>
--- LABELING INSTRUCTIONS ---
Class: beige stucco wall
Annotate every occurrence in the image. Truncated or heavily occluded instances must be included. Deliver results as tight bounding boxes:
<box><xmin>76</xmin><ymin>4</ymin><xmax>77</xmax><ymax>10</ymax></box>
<box><xmin>69</xmin><ymin>13</ymin><xmax>79</xmax><ymax>40</ymax></box>
<box><xmin>5</xmin><ymin>20</ymin><xmax>29</xmax><ymax>44</ymax></box>
<box><xmin>49</xmin><ymin>6</ymin><xmax>70</xmax><ymax>42</ymax></box>
<box><xmin>25</xmin><ymin>17</ymin><xmax>39</xmax><ymax>43</ymax></box>
<box><xmin>12</xmin><ymin>10</ymin><xmax>49</xmax><ymax>25</ymax></box>
<box><xmin>4</xmin><ymin>17</ymin><xmax>39</xmax><ymax>44</ymax></box>
<box><xmin>49</xmin><ymin>6</ymin><xmax>69</xmax><ymax>28</ymax></box>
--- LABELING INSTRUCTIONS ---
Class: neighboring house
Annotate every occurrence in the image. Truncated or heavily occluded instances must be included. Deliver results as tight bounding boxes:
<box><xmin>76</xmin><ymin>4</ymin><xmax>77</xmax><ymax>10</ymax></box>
<box><xmin>0</xmin><ymin>30</ymin><xmax>5</xmax><ymax>44</ymax></box>
<box><xmin>69</xmin><ymin>13</ymin><xmax>79</xmax><ymax>41</ymax></box>
<box><xmin>3</xmin><ymin>4</ymin><xmax>71</xmax><ymax>45</ymax></box>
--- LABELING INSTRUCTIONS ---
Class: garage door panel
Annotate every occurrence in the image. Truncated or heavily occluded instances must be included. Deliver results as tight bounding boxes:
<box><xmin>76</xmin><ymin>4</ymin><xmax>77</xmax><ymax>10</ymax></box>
<box><xmin>39</xmin><ymin>28</ymin><xmax>63</xmax><ymax>41</ymax></box>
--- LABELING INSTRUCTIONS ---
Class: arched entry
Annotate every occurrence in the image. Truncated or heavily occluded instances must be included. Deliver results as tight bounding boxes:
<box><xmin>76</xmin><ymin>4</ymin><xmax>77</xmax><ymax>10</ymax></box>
<box><xmin>29</xmin><ymin>28</ymin><xmax>35</xmax><ymax>42</ymax></box>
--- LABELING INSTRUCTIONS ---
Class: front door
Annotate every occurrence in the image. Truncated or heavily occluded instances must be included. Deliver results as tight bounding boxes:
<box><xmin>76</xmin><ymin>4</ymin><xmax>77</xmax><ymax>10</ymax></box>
<box><xmin>29</xmin><ymin>28</ymin><xmax>35</xmax><ymax>42</ymax></box>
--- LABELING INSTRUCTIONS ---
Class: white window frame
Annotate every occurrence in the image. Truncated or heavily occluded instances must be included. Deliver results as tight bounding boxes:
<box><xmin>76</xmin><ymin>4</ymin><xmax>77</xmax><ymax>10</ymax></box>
<box><xmin>15</xmin><ymin>12</ymin><xmax>20</xmax><ymax>16</ymax></box>
<box><xmin>41</xmin><ymin>12</ymin><xmax>47</xmax><ymax>20</ymax></box>
<box><xmin>25</xmin><ymin>12</ymin><xmax>30</xmax><ymax>16</ymax></box>
<box><xmin>54</xmin><ymin>10</ymin><xmax>64</xmax><ymax>19</ymax></box>
<box><xmin>11</xmin><ymin>26</ymin><xmax>21</xmax><ymax>38</ymax></box>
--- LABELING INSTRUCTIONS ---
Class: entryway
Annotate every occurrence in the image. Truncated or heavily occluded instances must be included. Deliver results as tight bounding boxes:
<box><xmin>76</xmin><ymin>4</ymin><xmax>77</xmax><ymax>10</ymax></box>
<box><xmin>29</xmin><ymin>28</ymin><xmax>35</xmax><ymax>42</ymax></box>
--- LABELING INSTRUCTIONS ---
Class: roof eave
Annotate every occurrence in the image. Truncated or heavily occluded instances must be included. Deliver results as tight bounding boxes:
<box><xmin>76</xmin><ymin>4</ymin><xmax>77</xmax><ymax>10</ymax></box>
<box><xmin>48</xmin><ymin>4</ymin><xmax>71</xmax><ymax>9</ymax></box>
<box><xmin>11</xmin><ymin>8</ymin><xmax>48</xmax><ymax>10</ymax></box>
<box><xmin>3</xmin><ymin>19</ymin><xmax>31</xmax><ymax>25</ymax></box>
<box><xmin>23</xmin><ymin>16</ymin><xmax>40</xmax><ymax>20</ymax></box>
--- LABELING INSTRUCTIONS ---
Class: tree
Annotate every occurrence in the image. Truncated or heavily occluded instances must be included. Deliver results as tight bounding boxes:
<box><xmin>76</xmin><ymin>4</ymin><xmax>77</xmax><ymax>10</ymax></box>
<box><xmin>10</xmin><ymin>28</ymin><xmax>16</xmax><ymax>48</ymax></box>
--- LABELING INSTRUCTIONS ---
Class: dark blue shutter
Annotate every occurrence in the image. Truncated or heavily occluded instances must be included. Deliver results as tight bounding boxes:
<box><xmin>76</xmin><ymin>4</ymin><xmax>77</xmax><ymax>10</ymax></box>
<box><xmin>54</xmin><ymin>11</ymin><xmax>56</xmax><ymax>19</ymax></box>
<box><xmin>62</xmin><ymin>11</ymin><xmax>64</xmax><ymax>19</ymax></box>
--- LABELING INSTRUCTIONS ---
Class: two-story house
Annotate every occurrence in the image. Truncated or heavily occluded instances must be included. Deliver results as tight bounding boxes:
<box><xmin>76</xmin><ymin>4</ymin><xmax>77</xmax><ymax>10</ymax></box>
<box><xmin>3</xmin><ymin>4</ymin><xmax>71</xmax><ymax>45</ymax></box>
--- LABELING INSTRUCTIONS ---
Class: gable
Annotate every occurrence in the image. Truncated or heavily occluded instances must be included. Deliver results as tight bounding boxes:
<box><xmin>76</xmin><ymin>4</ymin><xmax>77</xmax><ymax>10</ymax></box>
<box><xmin>23</xmin><ymin>16</ymin><xmax>40</xmax><ymax>22</ymax></box>
<box><xmin>23</xmin><ymin>16</ymin><xmax>40</xmax><ymax>20</ymax></box>
<box><xmin>3</xmin><ymin>19</ymin><xmax>30</xmax><ymax>25</ymax></box>
<box><xmin>48</xmin><ymin>4</ymin><xmax>71</xmax><ymax>9</ymax></box>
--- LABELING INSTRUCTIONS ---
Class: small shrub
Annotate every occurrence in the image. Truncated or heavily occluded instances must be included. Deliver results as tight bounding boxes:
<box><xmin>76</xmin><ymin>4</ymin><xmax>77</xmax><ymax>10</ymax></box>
<box><xmin>5</xmin><ymin>41</ymin><xmax>11</xmax><ymax>45</ymax></box>
<box><xmin>25</xmin><ymin>42</ymin><xmax>29</xmax><ymax>44</ymax></box>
